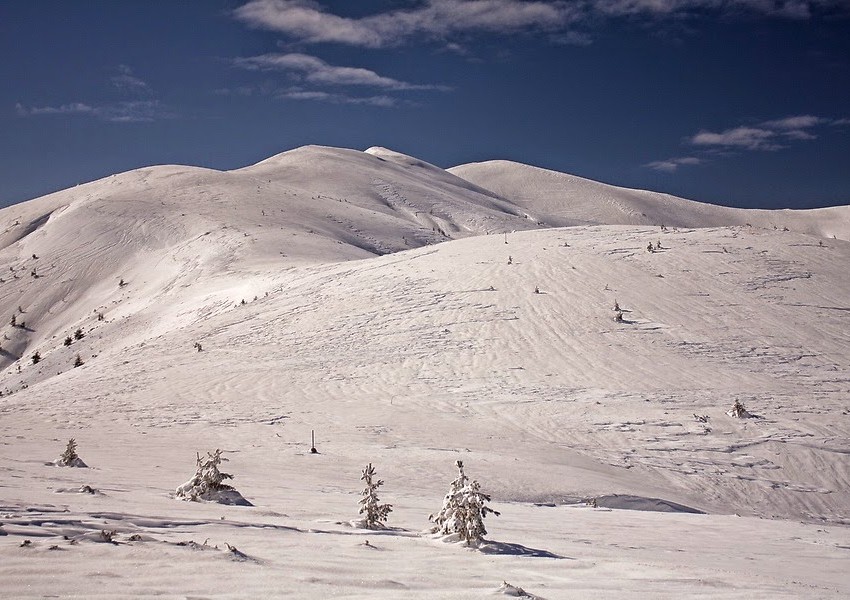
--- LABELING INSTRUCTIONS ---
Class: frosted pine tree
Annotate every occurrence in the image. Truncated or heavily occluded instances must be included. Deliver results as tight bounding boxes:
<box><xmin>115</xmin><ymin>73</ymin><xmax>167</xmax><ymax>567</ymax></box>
<box><xmin>358</xmin><ymin>463</ymin><xmax>392</xmax><ymax>529</ymax></box>
<box><xmin>430</xmin><ymin>460</ymin><xmax>499</xmax><ymax>546</ymax></box>
<box><xmin>176</xmin><ymin>449</ymin><xmax>252</xmax><ymax>505</ymax></box>
<box><xmin>56</xmin><ymin>438</ymin><xmax>87</xmax><ymax>467</ymax></box>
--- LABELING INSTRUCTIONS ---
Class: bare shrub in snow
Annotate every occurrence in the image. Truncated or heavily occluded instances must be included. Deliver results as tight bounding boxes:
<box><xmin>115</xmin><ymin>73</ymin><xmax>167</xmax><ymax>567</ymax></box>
<box><xmin>56</xmin><ymin>438</ymin><xmax>87</xmax><ymax>467</ymax></box>
<box><xmin>498</xmin><ymin>581</ymin><xmax>542</xmax><ymax>598</ymax></box>
<box><xmin>175</xmin><ymin>449</ymin><xmax>252</xmax><ymax>506</ymax></box>
<box><xmin>727</xmin><ymin>399</ymin><xmax>752</xmax><ymax>419</ymax></box>
<box><xmin>358</xmin><ymin>463</ymin><xmax>392</xmax><ymax>529</ymax></box>
<box><xmin>430</xmin><ymin>460</ymin><xmax>500</xmax><ymax>546</ymax></box>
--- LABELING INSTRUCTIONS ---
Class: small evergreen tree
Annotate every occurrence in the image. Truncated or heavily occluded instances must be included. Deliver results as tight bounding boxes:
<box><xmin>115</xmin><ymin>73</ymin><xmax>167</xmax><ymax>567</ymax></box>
<box><xmin>56</xmin><ymin>438</ymin><xmax>86</xmax><ymax>467</ymax></box>
<box><xmin>59</xmin><ymin>438</ymin><xmax>78</xmax><ymax>466</ymax></box>
<box><xmin>430</xmin><ymin>460</ymin><xmax>500</xmax><ymax>546</ymax></box>
<box><xmin>727</xmin><ymin>399</ymin><xmax>751</xmax><ymax>419</ymax></box>
<box><xmin>358</xmin><ymin>463</ymin><xmax>393</xmax><ymax>529</ymax></box>
<box><xmin>74</xmin><ymin>328</ymin><xmax>84</xmax><ymax>340</ymax></box>
<box><xmin>176</xmin><ymin>449</ymin><xmax>237</xmax><ymax>502</ymax></box>
<box><xmin>73</xmin><ymin>354</ymin><xmax>84</xmax><ymax>368</ymax></box>
<box><xmin>31</xmin><ymin>351</ymin><xmax>41</xmax><ymax>364</ymax></box>
<box><xmin>64</xmin><ymin>336</ymin><xmax>72</xmax><ymax>346</ymax></box>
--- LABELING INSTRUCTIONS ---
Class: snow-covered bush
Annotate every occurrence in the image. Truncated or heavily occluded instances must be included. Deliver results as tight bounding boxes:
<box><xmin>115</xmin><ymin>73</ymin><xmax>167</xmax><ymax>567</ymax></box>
<box><xmin>429</xmin><ymin>460</ymin><xmax>500</xmax><ymax>546</ymax></box>
<box><xmin>175</xmin><ymin>449</ymin><xmax>251</xmax><ymax>505</ymax></box>
<box><xmin>727</xmin><ymin>399</ymin><xmax>752</xmax><ymax>419</ymax></box>
<box><xmin>358</xmin><ymin>463</ymin><xmax>392</xmax><ymax>529</ymax></box>
<box><xmin>56</xmin><ymin>438</ymin><xmax>87</xmax><ymax>467</ymax></box>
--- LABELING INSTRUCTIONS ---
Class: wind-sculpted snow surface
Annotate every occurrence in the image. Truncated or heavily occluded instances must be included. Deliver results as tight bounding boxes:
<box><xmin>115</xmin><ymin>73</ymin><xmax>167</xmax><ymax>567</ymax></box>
<box><xmin>1</xmin><ymin>145</ymin><xmax>849</xmax><ymax>597</ymax></box>
<box><xmin>449</xmin><ymin>160</ymin><xmax>850</xmax><ymax>240</ymax></box>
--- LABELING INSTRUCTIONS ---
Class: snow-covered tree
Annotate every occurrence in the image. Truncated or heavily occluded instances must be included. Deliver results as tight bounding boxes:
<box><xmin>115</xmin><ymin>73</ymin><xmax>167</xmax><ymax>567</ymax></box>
<box><xmin>56</xmin><ymin>438</ymin><xmax>87</xmax><ymax>467</ymax></box>
<box><xmin>358</xmin><ymin>463</ymin><xmax>392</xmax><ymax>529</ymax></box>
<box><xmin>430</xmin><ymin>460</ymin><xmax>500</xmax><ymax>546</ymax></box>
<box><xmin>727</xmin><ymin>399</ymin><xmax>752</xmax><ymax>419</ymax></box>
<box><xmin>175</xmin><ymin>449</ymin><xmax>250</xmax><ymax>505</ymax></box>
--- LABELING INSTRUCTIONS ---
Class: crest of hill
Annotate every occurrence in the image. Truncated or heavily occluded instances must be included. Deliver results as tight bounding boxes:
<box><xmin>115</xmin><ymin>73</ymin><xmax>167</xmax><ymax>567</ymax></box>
<box><xmin>449</xmin><ymin>159</ymin><xmax>850</xmax><ymax>240</ymax></box>
<box><xmin>0</xmin><ymin>145</ymin><xmax>546</xmax><ymax>372</ymax></box>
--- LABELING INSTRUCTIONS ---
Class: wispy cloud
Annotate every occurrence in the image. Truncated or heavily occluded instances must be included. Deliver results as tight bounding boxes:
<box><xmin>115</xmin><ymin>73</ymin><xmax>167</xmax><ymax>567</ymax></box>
<box><xmin>277</xmin><ymin>89</ymin><xmax>397</xmax><ymax>107</ymax></box>
<box><xmin>17</xmin><ymin>64</ymin><xmax>170</xmax><ymax>123</ymax></box>
<box><xmin>233</xmin><ymin>0</ymin><xmax>850</xmax><ymax>49</ymax></box>
<box><xmin>591</xmin><ymin>0</ymin><xmax>818</xmax><ymax>20</ymax></box>
<box><xmin>16</xmin><ymin>100</ymin><xmax>167</xmax><ymax>123</ymax></box>
<box><xmin>691</xmin><ymin>126</ymin><xmax>782</xmax><ymax>151</ymax></box>
<box><xmin>233</xmin><ymin>53</ymin><xmax>448</xmax><ymax>90</ymax></box>
<box><xmin>233</xmin><ymin>0</ymin><xmax>580</xmax><ymax>48</ymax></box>
<box><xmin>689</xmin><ymin>115</ymin><xmax>831</xmax><ymax>151</ymax></box>
<box><xmin>111</xmin><ymin>64</ymin><xmax>151</xmax><ymax>93</ymax></box>
<box><xmin>647</xmin><ymin>114</ymin><xmax>845</xmax><ymax>173</ymax></box>
<box><xmin>645</xmin><ymin>156</ymin><xmax>701</xmax><ymax>172</ymax></box>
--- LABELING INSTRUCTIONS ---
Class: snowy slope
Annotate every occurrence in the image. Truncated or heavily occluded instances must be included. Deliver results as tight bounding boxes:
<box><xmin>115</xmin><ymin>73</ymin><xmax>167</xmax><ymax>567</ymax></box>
<box><xmin>1</xmin><ymin>146</ymin><xmax>850</xmax><ymax>598</ymax></box>
<box><xmin>449</xmin><ymin>160</ymin><xmax>850</xmax><ymax>240</ymax></box>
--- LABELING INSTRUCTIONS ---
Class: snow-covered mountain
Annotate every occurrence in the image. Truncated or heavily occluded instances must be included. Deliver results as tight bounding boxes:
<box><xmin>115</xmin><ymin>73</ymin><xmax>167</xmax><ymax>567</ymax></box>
<box><xmin>450</xmin><ymin>159</ymin><xmax>850</xmax><ymax>239</ymax></box>
<box><xmin>1</xmin><ymin>146</ymin><xmax>849</xmax><ymax>598</ymax></box>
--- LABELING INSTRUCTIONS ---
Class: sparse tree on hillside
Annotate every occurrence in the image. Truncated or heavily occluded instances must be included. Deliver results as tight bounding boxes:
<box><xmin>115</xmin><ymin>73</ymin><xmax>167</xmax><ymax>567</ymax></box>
<box><xmin>74</xmin><ymin>328</ymin><xmax>84</xmax><ymax>340</ymax></box>
<box><xmin>430</xmin><ymin>460</ymin><xmax>500</xmax><ymax>546</ymax></box>
<box><xmin>358</xmin><ymin>463</ymin><xmax>392</xmax><ymax>529</ymax></box>
<box><xmin>613</xmin><ymin>299</ymin><xmax>620</xmax><ymax>312</ymax></box>
<box><xmin>175</xmin><ymin>449</ymin><xmax>250</xmax><ymax>505</ymax></box>
<box><xmin>73</xmin><ymin>354</ymin><xmax>84</xmax><ymax>368</ymax></box>
<box><xmin>727</xmin><ymin>399</ymin><xmax>752</xmax><ymax>419</ymax></box>
<box><xmin>64</xmin><ymin>336</ymin><xmax>72</xmax><ymax>346</ymax></box>
<box><xmin>31</xmin><ymin>351</ymin><xmax>41</xmax><ymax>364</ymax></box>
<box><xmin>10</xmin><ymin>314</ymin><xmax>15</xmax><ymax>327</ymax></box>
<box><xmin>56</xmin><ymin>438</ymin><xmax>87</xmax><ymax>467</ymax></box>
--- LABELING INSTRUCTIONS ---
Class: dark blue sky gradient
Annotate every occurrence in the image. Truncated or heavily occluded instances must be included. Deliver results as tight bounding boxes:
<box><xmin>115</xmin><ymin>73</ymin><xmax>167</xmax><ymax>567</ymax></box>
<box><xmin>2</xmin><ymin>1</ymin><xmax>848</xmax><ymax>209</ymax></box>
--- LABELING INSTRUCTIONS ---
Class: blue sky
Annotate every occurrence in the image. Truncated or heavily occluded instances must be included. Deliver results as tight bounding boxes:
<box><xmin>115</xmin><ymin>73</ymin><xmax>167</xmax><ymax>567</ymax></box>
<box><xmin>2</xmin><ymin>0</ymin><xmax>849</xmax><ymax>209</ymax></box>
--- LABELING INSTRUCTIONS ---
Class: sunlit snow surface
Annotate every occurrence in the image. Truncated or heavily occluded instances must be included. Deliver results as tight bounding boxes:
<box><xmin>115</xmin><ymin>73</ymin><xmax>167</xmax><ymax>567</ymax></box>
<box><xmin>1</xmin><ymin>146</ymin><xmax>848</xmax><ymax>598</ymax></box>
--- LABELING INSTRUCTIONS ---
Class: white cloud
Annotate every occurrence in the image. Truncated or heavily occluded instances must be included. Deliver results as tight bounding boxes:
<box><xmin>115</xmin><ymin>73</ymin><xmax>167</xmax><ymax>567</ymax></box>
<box><xmin>592</xmin><ymin>0</ymin><xmax>816</xmax><ymax>19</ymax></box>
<box><xmin>111</xmin><ymin>65</ymin><xmax>150</xmax><ymax>93</ymax></box>
<box><xmin>645</xmin><ymin>156</ymin><xmax>702</xmax><ymax>172</ymax></box>
<box><xmin>234</xmin><ymin>53</ymin><xmax>447</xmax><ymax>90</ymax></box>
<box><xmin>233</xmin><ymin>0</ymin><xmax>580</xmax><ymax>48</ymax></box>
<box><xmin>762</xmin><ymin>115</ymin><xmax>824</xmax><ymax>130</ymax></box>
<box><xmin>232</xmin><ymin>0</ymin><xmax>850</xmax><ymax>49</ymax></box>
<box><xmin>689</xmin><ymin>114</ymin><xmax>833</xmax><ymax>151</ymax></box>
<box><xmin>646</xmin><ymin>112</ymin><xmax>845</xmax><ymax>171</ymax></box>
<box><xmin>691</xmin><ymin>126</ymin><xmax>781</xmax><ymax>150</ymax></box>
<box><xmin>16</xmin><ymin>100</ymin><xmax>167</xmax><ymax>123</ymax></box>
<box><xmin>277</xmin><ymin>88</ymin><xmax>397</xmax><ymax>107</ymax></box>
